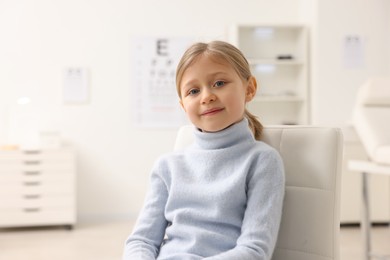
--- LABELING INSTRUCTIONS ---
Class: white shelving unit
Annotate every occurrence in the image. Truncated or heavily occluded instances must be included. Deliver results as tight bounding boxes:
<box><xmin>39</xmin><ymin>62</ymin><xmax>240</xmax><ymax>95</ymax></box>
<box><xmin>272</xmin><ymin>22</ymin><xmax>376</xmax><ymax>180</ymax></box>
<box><xmin>230</xmin><ymin>24</ymin><xmax>309</xmax><ymax>125</ymax></box>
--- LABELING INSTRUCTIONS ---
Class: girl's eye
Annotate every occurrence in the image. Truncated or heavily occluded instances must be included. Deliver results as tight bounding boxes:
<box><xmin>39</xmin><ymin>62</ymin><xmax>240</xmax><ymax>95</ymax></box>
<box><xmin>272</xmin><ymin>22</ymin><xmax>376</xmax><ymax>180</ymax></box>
<box><xmin>188</xmin><ymin>89</ymin><xmax>200</xmax><ymax>96</ymax></box>
<box><xmin>214</xmin><ymin>81</ymin><xmax>226</xmax><ymax>88</ymax></box>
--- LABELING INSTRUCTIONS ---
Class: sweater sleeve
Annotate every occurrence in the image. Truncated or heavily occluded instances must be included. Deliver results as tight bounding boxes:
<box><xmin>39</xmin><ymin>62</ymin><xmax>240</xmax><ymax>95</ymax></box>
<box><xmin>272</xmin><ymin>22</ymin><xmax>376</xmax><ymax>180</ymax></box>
<box><xmin>204</xmin><ymin>148</ymin><xmax>285</xmax><ymax>260</ymax></box>
<box><xmin>122</xmin><ymin>159</ymin><xmax>169</xmax><ymax>260</ymax></box>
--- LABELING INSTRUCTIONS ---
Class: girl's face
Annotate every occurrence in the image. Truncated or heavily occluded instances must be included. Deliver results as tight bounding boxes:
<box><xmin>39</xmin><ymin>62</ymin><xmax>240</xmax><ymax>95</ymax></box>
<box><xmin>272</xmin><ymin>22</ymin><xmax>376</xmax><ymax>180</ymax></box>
<box><xmin>179</xmin><ymin>55</ymin><xmax>257</xmax><ymax>132</ymax></box>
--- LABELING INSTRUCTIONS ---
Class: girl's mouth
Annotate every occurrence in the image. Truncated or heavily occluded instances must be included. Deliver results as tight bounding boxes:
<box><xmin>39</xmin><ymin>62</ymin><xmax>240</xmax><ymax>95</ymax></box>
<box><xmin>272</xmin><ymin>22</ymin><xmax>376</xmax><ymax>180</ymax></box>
<box><xmin>201</xmin><ymin>108</ymin><xmax>224</xmax><ymax>116</ymax></box>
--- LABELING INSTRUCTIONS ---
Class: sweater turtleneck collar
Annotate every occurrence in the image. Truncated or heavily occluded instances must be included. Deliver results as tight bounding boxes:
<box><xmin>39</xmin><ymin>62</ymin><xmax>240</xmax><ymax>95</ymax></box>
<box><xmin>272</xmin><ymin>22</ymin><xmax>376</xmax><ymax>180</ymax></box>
<box><xmin>192</xmin><ymin>118</ymin><xmax>255</xmax><ymax>150</ymax></box>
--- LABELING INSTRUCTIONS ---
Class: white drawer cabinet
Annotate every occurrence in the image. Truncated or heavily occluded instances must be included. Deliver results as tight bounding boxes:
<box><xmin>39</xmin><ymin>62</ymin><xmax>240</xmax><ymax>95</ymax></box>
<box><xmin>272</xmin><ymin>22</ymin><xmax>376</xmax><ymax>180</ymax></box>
<box><xmin>0</xmin><ymin>149</ymin><xmax>76</xmax><ymax>228</ymax></box>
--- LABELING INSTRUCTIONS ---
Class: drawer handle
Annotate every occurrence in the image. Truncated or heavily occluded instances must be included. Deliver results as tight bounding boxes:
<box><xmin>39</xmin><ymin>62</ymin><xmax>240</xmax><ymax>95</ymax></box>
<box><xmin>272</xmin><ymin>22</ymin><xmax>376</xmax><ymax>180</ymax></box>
<box><xmin>24</xmin><ymin>161</ymin><xmax>41</xmax><ymax>165</ymax></box>
<box><xmin>23</xmin><ymin>194</ymin><xmax>41</xmax><ymax>199</ymax></box>
<box><xmin>23</xmin><ymin>150</ymin><xmax>41</xmax><ymax>155</ymax></box>
<box><xmin>23</xmin><ymin>181</ymin><xmax>41</xmax><ymax>186</ymax></box>
<box><xmin>23</xmin><ymin>208</ymin><xmax>41</xmax><ymax>213</ymax></box>
<box><xmin>24</xmin><ymin>171</ymin><xmax>41</xmax><ymax>175</ymax></box>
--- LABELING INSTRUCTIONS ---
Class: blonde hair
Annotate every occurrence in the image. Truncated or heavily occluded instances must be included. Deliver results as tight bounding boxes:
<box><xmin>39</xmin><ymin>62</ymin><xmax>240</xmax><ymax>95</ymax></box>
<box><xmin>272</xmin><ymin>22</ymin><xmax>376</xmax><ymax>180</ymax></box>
<box><xmin>175</xmin><ymin>40</ymin><xmax>263</xmax><ymax>140</ymax></box>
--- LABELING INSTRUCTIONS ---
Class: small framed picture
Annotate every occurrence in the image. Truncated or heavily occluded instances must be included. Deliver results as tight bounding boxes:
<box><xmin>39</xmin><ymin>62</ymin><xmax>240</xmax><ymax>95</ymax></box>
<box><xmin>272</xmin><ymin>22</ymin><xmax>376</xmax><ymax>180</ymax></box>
<box><xmin>63</xmin><ymin>67</ymin><xmax>89</xmax><ymax>104</ymax></box>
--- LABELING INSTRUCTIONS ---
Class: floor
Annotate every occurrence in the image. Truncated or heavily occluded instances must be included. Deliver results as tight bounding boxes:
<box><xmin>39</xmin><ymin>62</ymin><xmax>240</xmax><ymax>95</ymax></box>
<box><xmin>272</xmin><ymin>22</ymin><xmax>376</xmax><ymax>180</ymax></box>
<box><xmin>341</xmin><ymin>225</ymin><xmax>390</xmax><ymax>260</ymax></box>
<box><xmin>0</xmin><ymin>221</ymin><xmax>133</xmax><ymax>260</ymax></box>
<box><xmin>0</xmin><ymin>221</ymin><xmax>389</xmax><ymax>260</ymax></box>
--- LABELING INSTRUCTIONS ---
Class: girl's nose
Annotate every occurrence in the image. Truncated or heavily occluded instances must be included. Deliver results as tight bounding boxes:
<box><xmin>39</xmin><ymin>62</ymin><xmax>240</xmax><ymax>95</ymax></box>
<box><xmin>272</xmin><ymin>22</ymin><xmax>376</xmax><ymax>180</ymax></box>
<box><xmin>201</xmin><ymin>88</ymin><xmax>216</xmax><ymax>104</ymax></box>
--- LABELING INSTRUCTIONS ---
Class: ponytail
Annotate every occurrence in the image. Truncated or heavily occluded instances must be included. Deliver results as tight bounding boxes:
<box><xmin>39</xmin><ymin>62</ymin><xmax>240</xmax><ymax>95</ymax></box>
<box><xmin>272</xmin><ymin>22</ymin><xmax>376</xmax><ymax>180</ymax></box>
<box><xmin>245</xmin><ymin>109</ymin><xmax>263</xmax><ymax>140</ymax></box>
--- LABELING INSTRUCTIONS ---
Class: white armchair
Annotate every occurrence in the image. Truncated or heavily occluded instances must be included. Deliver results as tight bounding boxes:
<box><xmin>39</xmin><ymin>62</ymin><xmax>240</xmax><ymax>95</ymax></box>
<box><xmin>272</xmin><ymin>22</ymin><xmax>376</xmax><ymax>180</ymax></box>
<box><xmin>348</xmin><ymin>78</ymin><xmax>390</xmax><ymax>260</ymax></box>
<box><xmin>175</xmin><ymin>125</ymin><xmax>343</xmax><ymax>260</ymax></box>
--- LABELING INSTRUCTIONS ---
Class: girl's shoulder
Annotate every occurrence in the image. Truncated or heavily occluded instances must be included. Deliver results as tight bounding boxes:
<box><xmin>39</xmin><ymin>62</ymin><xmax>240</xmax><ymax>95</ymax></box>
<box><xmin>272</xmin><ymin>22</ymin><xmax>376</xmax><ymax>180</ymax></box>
<box><xmin>248</xmin><ymin>141</ymin><xmax>285</xmax><ymax>184</ymax></box>
<box><xmin>250</xmin><ymin>140</ymin><xmax>284</xmax><ymax>170</ymax></box>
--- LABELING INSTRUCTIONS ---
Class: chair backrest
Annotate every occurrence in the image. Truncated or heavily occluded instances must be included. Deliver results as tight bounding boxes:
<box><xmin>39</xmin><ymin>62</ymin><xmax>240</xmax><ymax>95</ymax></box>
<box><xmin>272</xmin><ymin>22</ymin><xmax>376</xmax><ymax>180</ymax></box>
<box><xmin>353</xmin><ymin>78</ymin><xmax>390</xmax><ymax>164</ymax></box>
<box><xmin>174</xmin><ymin>125</ymin><xmax>343</xmax><ymax>260</ymax></box>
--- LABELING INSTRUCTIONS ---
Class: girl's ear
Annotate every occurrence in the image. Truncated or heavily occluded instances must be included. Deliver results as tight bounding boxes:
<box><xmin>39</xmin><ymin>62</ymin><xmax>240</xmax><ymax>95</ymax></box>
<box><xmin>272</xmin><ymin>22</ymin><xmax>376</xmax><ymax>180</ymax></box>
<box><xmin>245</xmin><ymin>76</ymin><xmax>258</xmax><ymax>102</ymax></box>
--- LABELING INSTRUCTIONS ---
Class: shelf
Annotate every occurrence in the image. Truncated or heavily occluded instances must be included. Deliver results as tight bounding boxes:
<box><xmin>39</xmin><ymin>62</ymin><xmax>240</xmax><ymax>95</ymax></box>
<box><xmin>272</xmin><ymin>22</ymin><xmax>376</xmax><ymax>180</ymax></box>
<box><xmin>231</xmin><ymin>24</ymin><xmax>309</xmax><ymax>124</ymax></box>
<box><xmin>254</xmin><ymin>96</ymin><xmax>305</xmax><ymax>102</ymax></box>
<box><xmin>248</xmin><ymin>59</ymin><xmax>304</xmax><ymax>66</ymax></box>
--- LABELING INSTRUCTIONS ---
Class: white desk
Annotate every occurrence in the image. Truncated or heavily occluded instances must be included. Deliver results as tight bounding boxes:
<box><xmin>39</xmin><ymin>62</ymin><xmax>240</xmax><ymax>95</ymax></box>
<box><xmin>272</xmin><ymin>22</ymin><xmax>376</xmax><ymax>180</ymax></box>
<box><xmin>349</xmin><ymin>160</ymin><xmax>390</xmax><ymax>260</ymax></box>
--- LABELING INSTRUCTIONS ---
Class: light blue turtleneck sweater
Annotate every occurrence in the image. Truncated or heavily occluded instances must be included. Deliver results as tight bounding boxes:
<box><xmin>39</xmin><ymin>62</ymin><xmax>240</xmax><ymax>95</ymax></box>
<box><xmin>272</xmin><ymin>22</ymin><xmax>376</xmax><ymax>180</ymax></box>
<box><xmin>123</xmin><ymin>119</ymin><xmax>285</xmax><ymax>259</ymax></box>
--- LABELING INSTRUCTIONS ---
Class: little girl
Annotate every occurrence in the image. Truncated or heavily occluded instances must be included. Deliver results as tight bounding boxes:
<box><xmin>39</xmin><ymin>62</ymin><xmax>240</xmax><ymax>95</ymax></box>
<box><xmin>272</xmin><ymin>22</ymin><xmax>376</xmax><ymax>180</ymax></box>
<box><xmin>123</xmin><ymin>41</ymin><xmax>285</xmax><ymax>259</ymax></box>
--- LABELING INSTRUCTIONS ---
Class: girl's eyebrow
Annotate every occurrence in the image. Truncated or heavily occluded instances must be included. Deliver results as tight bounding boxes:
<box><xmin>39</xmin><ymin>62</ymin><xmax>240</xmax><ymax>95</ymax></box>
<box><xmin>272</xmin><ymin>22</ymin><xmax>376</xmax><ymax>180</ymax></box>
<box><xmin>182</xmin><ymin>71</ymin><xmax>229</xmax><ymax>88</ymax></box>
<box><xmin>182</xmin><ymin>79</ymin><xmax>198</xmax><ymax>89</ymax></box>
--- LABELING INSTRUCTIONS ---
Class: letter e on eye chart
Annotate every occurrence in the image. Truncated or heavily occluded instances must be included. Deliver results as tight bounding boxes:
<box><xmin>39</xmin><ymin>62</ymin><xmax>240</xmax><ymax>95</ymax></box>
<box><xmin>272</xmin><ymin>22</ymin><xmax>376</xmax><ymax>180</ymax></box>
<box><xmin>131</xmin><ymin>36</ymin><xmax>193</xmax><ymax>128</ymax></box>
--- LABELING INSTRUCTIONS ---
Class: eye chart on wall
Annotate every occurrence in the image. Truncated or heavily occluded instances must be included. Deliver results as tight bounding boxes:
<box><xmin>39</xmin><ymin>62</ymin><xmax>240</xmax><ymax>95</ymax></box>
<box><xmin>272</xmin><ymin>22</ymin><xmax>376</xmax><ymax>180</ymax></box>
<box><xmin>131</xmin><ymin>36</ymin><xmax>193</xmax><ymax>128</ymax></box>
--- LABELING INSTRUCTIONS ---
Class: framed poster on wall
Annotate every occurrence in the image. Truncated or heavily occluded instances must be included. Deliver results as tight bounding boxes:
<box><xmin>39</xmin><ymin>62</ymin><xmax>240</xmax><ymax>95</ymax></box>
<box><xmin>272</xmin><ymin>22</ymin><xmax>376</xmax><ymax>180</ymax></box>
<box><xmin>63</xmin><ymin>67</ymin><xmax>89</xmax><ymax>104</ymax></box>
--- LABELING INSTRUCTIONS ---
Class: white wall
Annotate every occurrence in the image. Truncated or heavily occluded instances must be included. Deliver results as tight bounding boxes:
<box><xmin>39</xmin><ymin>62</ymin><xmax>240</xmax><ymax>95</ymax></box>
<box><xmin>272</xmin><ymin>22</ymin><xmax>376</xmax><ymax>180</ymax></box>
<box><xmin>311</xmin><ymin>0</ymin><xmax>390</xmax><ymax>128</ymax></box>
<box><xmin>386</xmin><ymin>1</ymin><xmax>390</xmax><ymax>76</ymax></box>
<box><xmin>0</xmin><ymin>0</ymin><xmax>302</xmax><ymax>222</ymax></box>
